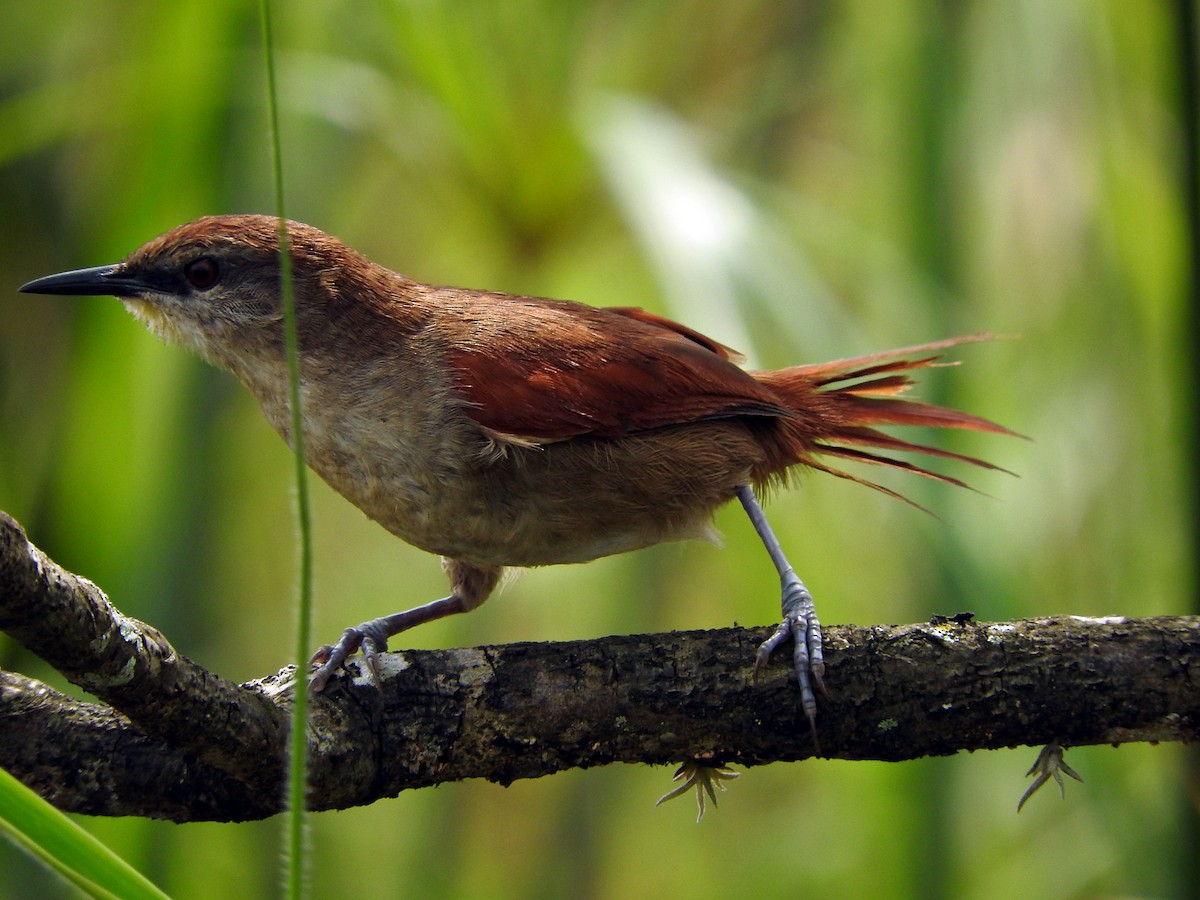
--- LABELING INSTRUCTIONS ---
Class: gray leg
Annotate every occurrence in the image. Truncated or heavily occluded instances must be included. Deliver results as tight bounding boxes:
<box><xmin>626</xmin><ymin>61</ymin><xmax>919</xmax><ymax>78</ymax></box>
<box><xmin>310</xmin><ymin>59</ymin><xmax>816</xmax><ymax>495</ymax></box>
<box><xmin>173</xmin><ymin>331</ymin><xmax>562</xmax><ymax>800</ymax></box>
<box><xmin>308</xmin><ymin>595</ymin><xmax>466</xmax><ymax>692</ymax></box>
<box><xmin>736</xmin><ymin>484</ymin><xmax>826</xmax><ymax>742</ymax></box>
<box><xmin>309</xmin><ymin>561</ymin><xmax>501</xmax><ymax>694</ymax></box>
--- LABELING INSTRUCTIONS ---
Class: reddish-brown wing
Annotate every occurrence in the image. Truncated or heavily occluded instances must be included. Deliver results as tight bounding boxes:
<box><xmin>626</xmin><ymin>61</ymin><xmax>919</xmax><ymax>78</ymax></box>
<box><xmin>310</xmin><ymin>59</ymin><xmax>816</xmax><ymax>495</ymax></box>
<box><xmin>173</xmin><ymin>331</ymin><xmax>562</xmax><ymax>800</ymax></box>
<box><xmin>602</xmin><ymin>307</ymin><xmax>745</xmax><ymax>362</ymax></box>
<box><xmin>445</xmin><ymin>295</ymin><xmax>783</xmax><ymax>443</ymax></box>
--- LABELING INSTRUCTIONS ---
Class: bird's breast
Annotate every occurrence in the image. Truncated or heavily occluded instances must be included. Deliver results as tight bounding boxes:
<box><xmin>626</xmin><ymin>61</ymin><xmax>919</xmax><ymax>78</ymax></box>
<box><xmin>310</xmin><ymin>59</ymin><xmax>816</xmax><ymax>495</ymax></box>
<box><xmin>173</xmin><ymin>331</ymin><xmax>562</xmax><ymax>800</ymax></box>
<box><xmin>237</xmin><ymin>350</ymin><xmax>767</xmax><ymax>568</ymax></box>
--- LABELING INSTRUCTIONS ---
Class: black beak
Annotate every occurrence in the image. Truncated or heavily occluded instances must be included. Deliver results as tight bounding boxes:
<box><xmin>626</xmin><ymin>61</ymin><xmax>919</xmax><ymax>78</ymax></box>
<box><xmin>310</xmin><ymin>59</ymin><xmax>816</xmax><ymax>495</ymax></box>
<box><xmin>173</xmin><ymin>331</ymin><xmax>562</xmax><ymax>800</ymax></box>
<box><xmin>19</xmin><ymin>264</ymin><xmax>146</xmax><ymax>298</ymax></box>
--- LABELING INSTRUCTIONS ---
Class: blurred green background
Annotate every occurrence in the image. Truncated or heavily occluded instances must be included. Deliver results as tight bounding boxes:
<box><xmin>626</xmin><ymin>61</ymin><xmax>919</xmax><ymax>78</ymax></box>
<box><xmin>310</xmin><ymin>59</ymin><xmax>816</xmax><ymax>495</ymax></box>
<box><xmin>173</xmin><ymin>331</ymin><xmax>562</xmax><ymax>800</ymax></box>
<box><xmin>0</xmin><ymin>1</ymin><xmax>1193</xmax><ymax>897</ymax></box>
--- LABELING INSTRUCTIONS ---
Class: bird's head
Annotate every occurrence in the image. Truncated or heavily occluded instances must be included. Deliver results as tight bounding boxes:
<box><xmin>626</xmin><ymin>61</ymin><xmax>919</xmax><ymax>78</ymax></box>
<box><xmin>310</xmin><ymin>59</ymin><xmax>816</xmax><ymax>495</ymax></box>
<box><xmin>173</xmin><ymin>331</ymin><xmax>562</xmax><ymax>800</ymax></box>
<box><xmin>20</xmin><ymin>214</ymin><xmax>377</xmax><ymax>365</ymax></box>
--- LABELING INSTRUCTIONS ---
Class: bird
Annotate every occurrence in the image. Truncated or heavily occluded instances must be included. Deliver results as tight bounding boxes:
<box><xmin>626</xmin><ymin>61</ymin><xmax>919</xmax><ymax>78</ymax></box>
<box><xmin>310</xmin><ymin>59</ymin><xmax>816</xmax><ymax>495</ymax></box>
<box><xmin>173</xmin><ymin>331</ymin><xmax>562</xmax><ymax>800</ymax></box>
<box><xmin>20</xmin><ymin>214</ymin><xmax>1015</xmax><ymax>737</ymax></box>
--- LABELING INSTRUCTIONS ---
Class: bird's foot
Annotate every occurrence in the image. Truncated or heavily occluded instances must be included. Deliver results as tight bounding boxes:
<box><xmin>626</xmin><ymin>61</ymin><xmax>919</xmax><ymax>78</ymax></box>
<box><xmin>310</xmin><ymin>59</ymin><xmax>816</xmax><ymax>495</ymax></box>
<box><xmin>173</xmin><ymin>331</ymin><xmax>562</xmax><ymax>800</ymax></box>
<box><xmin>308</xmin><ymin>619</ymin><xmax>392</xmax><ymax>693</ymax></box>
<box><xmin>307</xmin><ymin>595</ymin><xmax>466</xmax><ymax>693</ymax></box>
<box><xmin>753</xmin><ymin>571</ymin><xmax>826</xmax><ymax>747</ymax></box>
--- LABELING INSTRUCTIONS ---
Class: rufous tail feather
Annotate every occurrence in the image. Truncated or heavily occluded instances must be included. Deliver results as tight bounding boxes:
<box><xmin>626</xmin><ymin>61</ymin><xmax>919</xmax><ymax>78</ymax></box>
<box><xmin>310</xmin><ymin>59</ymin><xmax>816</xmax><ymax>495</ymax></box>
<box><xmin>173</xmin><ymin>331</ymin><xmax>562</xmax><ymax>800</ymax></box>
<box><xmin>752</xmin><ymin>334</ymin><xmax>1020</xmax><ymax>506</ymax></box>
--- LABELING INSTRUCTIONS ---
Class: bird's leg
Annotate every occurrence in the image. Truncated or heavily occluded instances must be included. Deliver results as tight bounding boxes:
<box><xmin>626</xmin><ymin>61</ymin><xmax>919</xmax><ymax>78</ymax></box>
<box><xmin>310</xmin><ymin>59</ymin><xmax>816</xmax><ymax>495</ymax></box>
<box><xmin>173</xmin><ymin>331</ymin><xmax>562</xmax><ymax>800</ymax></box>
<box><xmin>308</xmin><ymin>559</ymin><xmax>502</xmax><ymax>693</ymax></box>
<box><xmin>735</xmin><ymin>484</ymin><xmax>826</xmax><ymax>741</ymax></box>
<box><xmin>308</xmin><ymin>595</ymin><xmax>465</xmax><ymax>692</ymax></box>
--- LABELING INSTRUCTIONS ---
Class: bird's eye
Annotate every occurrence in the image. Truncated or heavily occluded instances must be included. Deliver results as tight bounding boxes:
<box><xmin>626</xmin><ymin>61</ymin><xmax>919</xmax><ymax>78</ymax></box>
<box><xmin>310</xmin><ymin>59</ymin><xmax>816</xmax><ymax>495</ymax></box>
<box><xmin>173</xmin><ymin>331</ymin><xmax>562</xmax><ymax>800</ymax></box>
<box><xmin>184</xmin><ymin>257</ymin><xmax>219</xmax><ymax>290</ymax></box>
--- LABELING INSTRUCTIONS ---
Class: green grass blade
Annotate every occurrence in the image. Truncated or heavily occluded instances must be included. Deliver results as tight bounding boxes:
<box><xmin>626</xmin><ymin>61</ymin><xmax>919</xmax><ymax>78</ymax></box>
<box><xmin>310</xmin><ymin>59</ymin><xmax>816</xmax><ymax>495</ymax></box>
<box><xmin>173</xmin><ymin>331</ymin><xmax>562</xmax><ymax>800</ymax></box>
<box><xmin>258</xmin><ymin>1</ymin><xmax>313</xmax><ymax>898</ymax></box>
<box><xmin>0</xmin><ymin>767</ymin><xmax>169</xmax><ymax>900</ymax></box>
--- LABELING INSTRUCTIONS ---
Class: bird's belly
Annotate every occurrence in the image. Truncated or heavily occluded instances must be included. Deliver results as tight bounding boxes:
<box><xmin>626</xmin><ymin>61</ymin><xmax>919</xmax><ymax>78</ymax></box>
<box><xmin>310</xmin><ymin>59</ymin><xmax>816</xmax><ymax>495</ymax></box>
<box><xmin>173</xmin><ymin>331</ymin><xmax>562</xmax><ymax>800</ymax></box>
<box><xmin>322</xmin><ymin>423</ymin><xmax>767</xmax><ymax>568</ymax></box>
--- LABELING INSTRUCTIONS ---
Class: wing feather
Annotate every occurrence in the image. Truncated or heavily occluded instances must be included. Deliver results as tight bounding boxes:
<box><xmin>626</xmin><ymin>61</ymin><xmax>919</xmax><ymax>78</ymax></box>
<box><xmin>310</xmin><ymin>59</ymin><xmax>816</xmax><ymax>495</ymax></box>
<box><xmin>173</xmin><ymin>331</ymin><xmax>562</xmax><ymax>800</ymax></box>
<box><xmin>444</xmin><ymin>297</ymin><xmax>780</xmax><ymax>443</ymax></box>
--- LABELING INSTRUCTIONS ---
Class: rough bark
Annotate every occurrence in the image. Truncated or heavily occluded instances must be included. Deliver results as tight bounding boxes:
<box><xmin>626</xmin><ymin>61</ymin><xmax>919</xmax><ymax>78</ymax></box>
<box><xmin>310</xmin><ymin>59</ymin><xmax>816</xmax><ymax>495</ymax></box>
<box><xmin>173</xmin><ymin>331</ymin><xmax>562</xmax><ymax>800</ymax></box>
<box><xmin>1</xmin><ymin>510</ymin><xmax>1196</xmax><ymax>822</ymax></box>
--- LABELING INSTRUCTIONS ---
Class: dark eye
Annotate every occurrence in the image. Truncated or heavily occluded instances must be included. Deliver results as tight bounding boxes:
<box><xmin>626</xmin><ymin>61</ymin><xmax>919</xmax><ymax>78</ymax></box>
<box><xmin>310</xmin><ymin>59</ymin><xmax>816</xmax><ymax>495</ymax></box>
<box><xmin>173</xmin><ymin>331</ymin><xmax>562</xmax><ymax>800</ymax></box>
<box><xmin>184</xmin><ymin>257</ymin><xmax>219</xmax><ymax>290</ymax></box>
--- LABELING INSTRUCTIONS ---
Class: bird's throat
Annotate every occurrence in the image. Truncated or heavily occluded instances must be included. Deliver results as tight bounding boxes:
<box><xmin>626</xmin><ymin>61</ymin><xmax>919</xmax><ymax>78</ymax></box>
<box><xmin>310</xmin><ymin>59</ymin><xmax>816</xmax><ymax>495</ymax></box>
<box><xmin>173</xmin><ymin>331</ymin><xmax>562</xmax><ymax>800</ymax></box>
<box><xmin>121</xmin><ymin>298</ymin><xmax>182</xmax><ymax>345</ymax></box>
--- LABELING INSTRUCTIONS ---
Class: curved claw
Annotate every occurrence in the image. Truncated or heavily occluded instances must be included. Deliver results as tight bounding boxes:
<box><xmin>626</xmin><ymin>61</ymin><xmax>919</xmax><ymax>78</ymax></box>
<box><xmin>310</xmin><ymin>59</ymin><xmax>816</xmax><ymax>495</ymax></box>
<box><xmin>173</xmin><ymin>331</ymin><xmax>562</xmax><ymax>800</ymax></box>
<box><xmin>358</xmin><ymin>623</ymin><xmax>390</xmax><ymax>687</ymax></box>
<box><xmin>306</xmin><ymin>595</ymin><xmax>467</xmax><ymax>694</ymax></box>
<box><xmin>308</xmin><ymin>623</ymin><xmax>388</xmax><ymax>693</ymax></box>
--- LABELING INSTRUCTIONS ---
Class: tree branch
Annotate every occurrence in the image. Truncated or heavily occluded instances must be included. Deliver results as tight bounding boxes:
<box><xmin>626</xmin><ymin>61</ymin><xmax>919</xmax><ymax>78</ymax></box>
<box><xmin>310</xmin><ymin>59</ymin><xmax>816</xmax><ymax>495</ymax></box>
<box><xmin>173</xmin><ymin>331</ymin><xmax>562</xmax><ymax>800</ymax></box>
<box><xmin>1</xmin><ymin>509</ymin><xmax>1196</xmax><ymax>822</ymax></box>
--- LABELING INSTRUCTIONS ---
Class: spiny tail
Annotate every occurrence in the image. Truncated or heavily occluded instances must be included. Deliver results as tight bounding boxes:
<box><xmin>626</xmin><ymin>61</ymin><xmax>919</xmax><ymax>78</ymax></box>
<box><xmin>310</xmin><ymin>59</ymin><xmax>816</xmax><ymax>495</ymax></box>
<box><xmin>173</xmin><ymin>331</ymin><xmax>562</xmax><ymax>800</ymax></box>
<box><xmin>752</xmin><ymin>334</ymin><xmax>1020</xmax><ymax>506</ymax></box>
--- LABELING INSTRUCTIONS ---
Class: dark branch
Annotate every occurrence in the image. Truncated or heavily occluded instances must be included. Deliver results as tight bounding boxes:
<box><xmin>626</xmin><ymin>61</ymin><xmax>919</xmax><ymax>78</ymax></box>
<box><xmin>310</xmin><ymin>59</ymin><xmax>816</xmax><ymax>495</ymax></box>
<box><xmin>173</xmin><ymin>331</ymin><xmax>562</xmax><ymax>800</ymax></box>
<box><xmin>1</xmin><ymin>509</ymin><xmax>1197</xmax><ymax>822</ymax></box>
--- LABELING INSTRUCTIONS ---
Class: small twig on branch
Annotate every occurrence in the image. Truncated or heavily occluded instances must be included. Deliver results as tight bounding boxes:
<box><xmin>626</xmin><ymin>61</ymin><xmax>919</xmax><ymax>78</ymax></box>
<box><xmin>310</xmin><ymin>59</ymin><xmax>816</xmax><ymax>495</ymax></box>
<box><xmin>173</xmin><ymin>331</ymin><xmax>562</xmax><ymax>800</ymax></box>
<box><xmin>1</xmin><ymin>509</ymin><xmax>1197</xmax><ymax>822</ymax></box>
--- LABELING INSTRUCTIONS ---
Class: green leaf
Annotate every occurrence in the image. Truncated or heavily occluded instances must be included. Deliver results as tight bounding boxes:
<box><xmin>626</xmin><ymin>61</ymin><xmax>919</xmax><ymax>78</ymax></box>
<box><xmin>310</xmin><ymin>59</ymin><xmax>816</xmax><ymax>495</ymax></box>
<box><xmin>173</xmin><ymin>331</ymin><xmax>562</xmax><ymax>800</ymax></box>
<box><xmin>0</xmin><ymin>766</ymin><xmax>169</xmax><ymax>900</ymax></box>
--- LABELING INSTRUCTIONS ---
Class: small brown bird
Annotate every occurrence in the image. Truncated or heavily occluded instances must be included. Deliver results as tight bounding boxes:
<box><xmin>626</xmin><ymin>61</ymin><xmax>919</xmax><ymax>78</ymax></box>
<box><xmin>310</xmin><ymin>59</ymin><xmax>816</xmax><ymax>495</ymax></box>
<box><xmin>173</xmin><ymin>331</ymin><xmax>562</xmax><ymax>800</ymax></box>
<box><xmin>21</xmin><ymin>214</ymin><xmax>1014</xmax><ymax>735</ymax></box>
